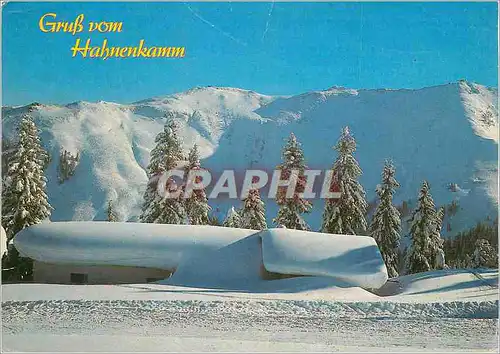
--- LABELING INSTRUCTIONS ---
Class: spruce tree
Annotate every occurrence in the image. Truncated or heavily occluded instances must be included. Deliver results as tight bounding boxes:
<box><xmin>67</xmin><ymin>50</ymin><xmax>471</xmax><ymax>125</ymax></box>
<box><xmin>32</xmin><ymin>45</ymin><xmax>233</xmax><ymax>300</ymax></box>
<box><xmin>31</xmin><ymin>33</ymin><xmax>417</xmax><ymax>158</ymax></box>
<box><xmin>273</xmin><ymin>133</ymin><xmax>312</xmax><ymax>230</ymax></box>
<box><xmin>139</xmin><ymin>115</ymin><xmax>186</xmax><ymax>224</ymax></box>
<box><xmin>208</xmin><ymin>214</ymin><xmax>221</xmax><ymax>226</ymax></box>
<box><xmin>322</xmin><ymin>126</ymin><xmax>367</xmax><ymax>235</ymax></box>
<box><xmin>58</xmin><ymin>149</ymin><xmax>80</xmax><ymax>184</ymax></box>
<box><xmin>107</xmin><ymin>200</ymin><xmax>118</xmax><ymax>222</ymax></box>
<box><xmin>2</xmin><ymin>138</ymin><xmax>16</xmax><ymax>180</ymax></box>
<box><xmin>405</xmin><ymin>181</ymin><xmax>442</xmax><ymax>274</ymax></box>
<box><xmin>183</xmin><ymin>144</ymin><xmax>211</xmax><ymax>225</ymax></box>
<box><xmin>240</xmin><ymin>189</ymin><xmax>267</xmax><ymax>230</ymax></box>
<box><xmin>463</xmin><ymin>253</ymin><xmax>474</xmax><ymax>268</ymax></box>
<box><xmin>154</xmin><ymin>178</ymin><xmax>187</xmax><ymax>224</ymax></box>
<box><xmin>430</xmin><ymin>206</ymin><xmax>446</xmax><ymax>269</ymax></box>
<box><xmin>473</xmin><ymin>239</ymin><xmax>497</xmax><ymax>268</ymax></box>
<box><xmin>1</xmin><ymin>116</ymin><xmax>52</xmax><ymax>281</ymax></box>
<box><xmin>369</xmin><ymin>160</ymin><xmax>401</xmax><ymax>278</ymax></box>
<box><xmin>223</xmin><ymin>206</ymin><xmax>242</xmax><ymax>228</ymax></box>
<box><xmin>443</xmin><ymin>220</ymin><xmax>498</xmax><ymax>268</ymax></box>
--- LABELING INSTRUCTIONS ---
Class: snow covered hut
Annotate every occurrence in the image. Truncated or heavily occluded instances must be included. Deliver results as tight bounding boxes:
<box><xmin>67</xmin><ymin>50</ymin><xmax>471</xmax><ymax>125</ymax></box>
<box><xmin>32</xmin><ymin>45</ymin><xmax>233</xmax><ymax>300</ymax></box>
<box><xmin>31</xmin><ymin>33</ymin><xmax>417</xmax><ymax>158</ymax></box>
<box><xmin>13</xmin><ymin>222</ymin><xmax>388</xmax><ymax>288</ymax></box>
<box><xmin>12</xmin><ymin>222</ymin><xmax>256</xmax><ymax>284</ymax></box>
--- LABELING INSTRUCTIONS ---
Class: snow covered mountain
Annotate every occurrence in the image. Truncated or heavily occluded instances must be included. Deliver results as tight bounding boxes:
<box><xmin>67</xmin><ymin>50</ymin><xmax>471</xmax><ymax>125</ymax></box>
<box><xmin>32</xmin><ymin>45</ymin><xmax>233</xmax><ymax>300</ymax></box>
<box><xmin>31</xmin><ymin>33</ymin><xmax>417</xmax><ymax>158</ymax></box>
<box><xmin>2</xmin><ymin>81</ymin><xmax>497</xmax><ymax>236</ymax></box>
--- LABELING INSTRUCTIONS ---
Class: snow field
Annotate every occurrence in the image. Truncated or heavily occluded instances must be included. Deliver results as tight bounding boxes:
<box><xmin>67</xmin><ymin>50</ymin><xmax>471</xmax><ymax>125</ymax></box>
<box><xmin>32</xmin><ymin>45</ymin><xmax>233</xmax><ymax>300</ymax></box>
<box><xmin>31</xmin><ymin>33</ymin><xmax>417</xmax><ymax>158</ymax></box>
<box><xmin>2</xmin><ymin>269</ymin><xmax>497</xmax><ymax>304</ymax></box>
<box><xmin>3</xmin><ymin>269</ymin><xmax>497</xmax><ymax>352</ymax></box>
<box><xmin>2</xmin><ymin>294</ymin><xmax>498</xmax><ymax>352</ymax></box>
<box><xmin>3</xmin><ymin>298</ymin><xmax>498</xmax><ymax>320</ymax></box>
<box><xmin>3</xmin><ymin>321</ymin><xmax>497</xmax><ymax>353</ymax></box>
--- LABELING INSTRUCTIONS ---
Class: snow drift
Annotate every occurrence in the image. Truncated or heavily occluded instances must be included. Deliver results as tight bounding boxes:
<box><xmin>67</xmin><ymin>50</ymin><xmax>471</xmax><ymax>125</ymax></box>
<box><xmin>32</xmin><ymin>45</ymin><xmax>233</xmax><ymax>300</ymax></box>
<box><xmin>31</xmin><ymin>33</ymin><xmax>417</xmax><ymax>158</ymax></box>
<box><xmin>261</xmin><ymin>228</ymin><xmax>388</xmax><ymax>289</ymax></box>
<box><xmin>13</xmin><ymin>222</ymin><xmax>388</xmax><ymax>289</ymax></box>
<box><xmin>166</xmin><ymin>234</ymin><xmax>264</xmax><ymax>289</ymax></box>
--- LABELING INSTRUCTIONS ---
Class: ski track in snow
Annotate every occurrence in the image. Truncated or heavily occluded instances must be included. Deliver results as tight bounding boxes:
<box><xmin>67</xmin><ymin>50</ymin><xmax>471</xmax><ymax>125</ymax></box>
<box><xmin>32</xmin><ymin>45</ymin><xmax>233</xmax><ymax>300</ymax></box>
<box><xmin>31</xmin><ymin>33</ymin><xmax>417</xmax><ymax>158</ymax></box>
<box><xmin>2</xmin><ymin>299</ymin><xmax>498</xmax><ymax>352</ymax></box>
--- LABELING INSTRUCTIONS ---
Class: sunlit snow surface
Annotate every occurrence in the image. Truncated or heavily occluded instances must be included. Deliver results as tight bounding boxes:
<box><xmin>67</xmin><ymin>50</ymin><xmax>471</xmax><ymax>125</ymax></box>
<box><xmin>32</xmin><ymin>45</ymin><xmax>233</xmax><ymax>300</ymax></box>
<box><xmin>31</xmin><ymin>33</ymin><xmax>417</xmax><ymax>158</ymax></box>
<box><xmin>2</xmin><ymin>269</ymin><xmax>498</xmax><ymax>352</ymax></box>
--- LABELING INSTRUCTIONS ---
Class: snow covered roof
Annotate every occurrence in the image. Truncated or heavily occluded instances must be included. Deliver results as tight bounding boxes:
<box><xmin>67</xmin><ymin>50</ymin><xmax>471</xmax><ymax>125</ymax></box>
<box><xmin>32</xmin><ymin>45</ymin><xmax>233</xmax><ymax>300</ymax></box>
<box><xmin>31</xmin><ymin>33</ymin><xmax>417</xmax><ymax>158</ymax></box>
<box><xmin>14</xmin><ymin>222</ymin><xmax>388</xmax><ymax>288</ymax></box>
<box><xmin>261</xmin><ymin>228</ymin><xmax>387</xmax><ymax>288</ymax></box>
<box><xmin>14</xmin><ymin>222</ymin><xmax>256</xmax><ymax>270</ymax></box>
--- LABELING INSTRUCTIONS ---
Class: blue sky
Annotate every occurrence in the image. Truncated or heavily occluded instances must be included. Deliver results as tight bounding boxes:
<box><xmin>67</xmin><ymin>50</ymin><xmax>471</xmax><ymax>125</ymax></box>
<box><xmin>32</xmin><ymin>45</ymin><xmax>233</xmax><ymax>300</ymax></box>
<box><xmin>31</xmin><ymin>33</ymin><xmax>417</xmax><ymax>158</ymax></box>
<box><xmin>2</xmin><ymin>2</ymin><xmax>498</xmax><ymax>106</ymax></box>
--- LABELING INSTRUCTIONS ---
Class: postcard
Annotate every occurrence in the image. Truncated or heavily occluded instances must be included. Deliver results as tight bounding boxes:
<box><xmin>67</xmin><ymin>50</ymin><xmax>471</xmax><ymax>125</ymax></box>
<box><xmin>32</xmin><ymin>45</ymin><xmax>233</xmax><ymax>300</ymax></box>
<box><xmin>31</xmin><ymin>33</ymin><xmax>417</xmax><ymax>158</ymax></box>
<box><xmin>1</xmin><ymin>1</ymin><xmax>498</xmax><ymax>352</ymax></box>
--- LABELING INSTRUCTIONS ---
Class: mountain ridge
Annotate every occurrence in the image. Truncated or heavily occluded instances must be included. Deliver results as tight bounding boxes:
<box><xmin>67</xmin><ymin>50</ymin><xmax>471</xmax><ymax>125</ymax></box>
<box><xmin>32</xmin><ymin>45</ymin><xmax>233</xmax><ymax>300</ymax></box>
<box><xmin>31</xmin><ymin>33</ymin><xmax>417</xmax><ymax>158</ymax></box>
<box><xmin>4</xmin><ymin>80</ymin><xmax>496</xmax><ymax>110</ymax></box>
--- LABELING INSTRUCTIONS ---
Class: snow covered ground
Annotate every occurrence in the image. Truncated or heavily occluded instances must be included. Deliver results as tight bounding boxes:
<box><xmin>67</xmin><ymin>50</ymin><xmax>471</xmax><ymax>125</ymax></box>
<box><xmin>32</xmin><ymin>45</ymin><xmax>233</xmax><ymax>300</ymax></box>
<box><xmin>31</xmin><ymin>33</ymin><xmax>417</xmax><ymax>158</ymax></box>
<box><xmin>2</xmin><ymin>269</ymin><xmax>498</xmax><ymax>352</ymax></box>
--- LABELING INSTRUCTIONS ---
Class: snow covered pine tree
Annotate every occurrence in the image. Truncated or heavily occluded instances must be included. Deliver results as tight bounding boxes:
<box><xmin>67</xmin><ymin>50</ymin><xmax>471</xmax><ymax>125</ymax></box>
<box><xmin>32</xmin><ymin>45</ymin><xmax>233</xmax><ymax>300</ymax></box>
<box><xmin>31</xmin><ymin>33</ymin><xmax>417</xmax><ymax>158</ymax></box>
<box><xmin>139</xmin><ymin>114</ymin><xmax>186</xmax><ymax>224</ymax></box>
<box><xmin>58</xmin><ymin>149</ymin><xmax>80</xmax><ymax>184</ymax></box>
<box><xmin>473</xmin><ymin>239</ymin><xmax>497</xmax><ymax>268</ymax></box>
<box><xmin>240</xmin><ymin>189</ymin><xmax>267</xmax><ymax>230</ymax></box>
<box><xmin>223</xmin><ymin>206</ymin><xmax>242</xmax><ymax>228</ymax></box>
<box><xmin>432</xmin><ymin>206</ymin><xmax>446</xmax><ymax>269</ymax></box>
<box><xmin>322</xmin><ymin>126</ymin><xmax>367</xmax><ymax>235</ymax></box>
<box><xmin>273</xmin><ymin>133</ymin><xmax>312</xmax><ymax>230</ymax></box>
<box><xmin>1</xmin><ymin>116</ymin><xmax>52</xmax><ymax>281</ymax></box>
<box><xmin>183</xmin><ymin>144</ymin><xmax>211</xmax><ymax>225</ymax></box>
<box><xmin>405</xmin><ymin>181</ymin><xmax>445</xmax><ymax>274</ymax></box>
<box><xmin>107</xmin><ymin>200</ymin><xmax>119</xmax><ymax>222</ymax></box>
<box><xmin>369</xmin><ymin>160</ymin><xmax>401</xmax><ymax>278</ymax></box>
<box><xmin>2</xmin><ymin>138</ymin><xmax>17</xmax><ymax>180</ymax></box>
